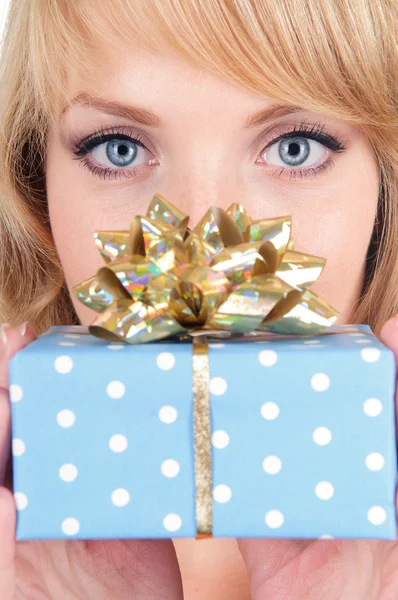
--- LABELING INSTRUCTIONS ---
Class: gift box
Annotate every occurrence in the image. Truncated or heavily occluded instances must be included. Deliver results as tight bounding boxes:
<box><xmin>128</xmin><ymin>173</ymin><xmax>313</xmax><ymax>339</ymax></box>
<box><xmin>9</xmin><ymin>323</ymin><xmax>397</xmax><ymax>541</ymax></box>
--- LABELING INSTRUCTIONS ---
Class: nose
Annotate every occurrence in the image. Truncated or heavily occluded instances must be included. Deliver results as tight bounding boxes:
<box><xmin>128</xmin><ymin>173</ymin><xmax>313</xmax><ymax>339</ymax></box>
<box><xmin>154</xmin><ymin>153</ymin><xmax>244</xmax><ymax>226</ymax></box>
<box><xmin>160</xmin><ymin>190</ymin><xmax>236</xmax><ymax>227</ymax></box>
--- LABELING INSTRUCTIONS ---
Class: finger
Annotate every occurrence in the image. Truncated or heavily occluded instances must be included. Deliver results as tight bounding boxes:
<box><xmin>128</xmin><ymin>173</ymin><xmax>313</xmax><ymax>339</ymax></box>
<box><xmin>0</xmin><ymin>487</ymin><xmax>16</xmax><ymax>599</ymax></box>
<box><xmin>0</xmin><ymin>324</ymin><xmax>37</xmax><ymax>487</ymax></box>
<box><xmin>379</xmin><ymin>317</ymin><xmax>398</xmax><ymax>428</ymax></box>
<box><xmin>379</xmin><ymin>316</ymin><xmax>398</xmax><ymax>358</ymax></box>
<box><xmin>0</xmin><ymin>323</ymin><xmax>37</xmax><ymax>389</ymax></box>
<box><xmin>380</xmin><ymin>316</ymin><xmax>398</xmax><ymax>516</ymax></box>
<box><xmin>0</xmin><ymin>389</ymin><xmax>11</xmax><ymax>483</ymax></box>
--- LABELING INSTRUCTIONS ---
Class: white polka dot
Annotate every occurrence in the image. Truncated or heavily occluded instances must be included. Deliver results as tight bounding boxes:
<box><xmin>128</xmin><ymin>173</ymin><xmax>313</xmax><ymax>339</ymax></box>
<box><xmin>64</xmin><ymin>334</ymin><xmax>81</xmax><ymax>339</ymax></box>
<box><xmin>262</xmin><ymin>455</ymin><xmax>282</xmax><ymax>474</ymax></box>
<box><xmin>161</xmin><ymin>459</ymin><xmax>180</xmax><ymax>478</ymax></box>
<box><xmin>367</xmin><ymin>506</ymin><xmax>386</xmax><ymax>525</ymax></box>
<box><xmin>350</xmin><ymin>332</ymin><xmax>366</xmax><ymax>337</ymax></box>
<box><xmin>318</xmin><ymin>534</ymin><xmax>334</xmax><ymax>539</ymax></box>
<box><xmin>9</xmin><ymin>384</ymin><xmax>23</xmax><ymax>403</ymax></box>
<box><xmin>59</xmin><ymin>463</ymin><xmax>78</xmax><ymax>482</ymax></box>
<box><xmin>109</xmin><ymin>434</ymin><xmax>128</xmax><ymax>453</ymax></box>
<box><xmin>213</xmin><ymin>484</ymin><xmax>232</xmax><ymax>503</ymax></box>
<box><xmin>209</xmin><ymin>343</ymin><xmax>225</xmax><ymax>348</ymax></box>
<box><xmin>312</xmin><ymin>427</ymin><xmax>332</xmax><ymax>446</ymax></box>
<box><xmin>58</xmin><ymin>341</ymin><xmax>76</xmax><ymax>347</ymax></box>
<box><xmin>365</xmin><ymin>452</ymin><xmax>385</xmax><ymax>471</ymax></box>
<box><xmin>111</xmin><ymin>488</ymin><xmax>130</xmax><ymax>507</ymax></box>
<box><xmin>107</xmin><ymin>344</ymin><xmax>125</xmax><ymax>350</ymax></box>
<box><xmin>258</xmin><ymin>349</ymin><xmax>278</xmax><ymax>367</ymax></box>
<box><xmin>55</xmin><ymin>355</ymin><xmax>73</xmax><ymax>374</ymax></box>
<box><xmin>14</xmin><ymin>492</ymin><xmax>28</xmax><ymax>510</ymax></box>
<box><xmin>363</xmin><ymin>398</ymin><xmax>383</xmax><ymax>417</ymax></box>
<box><xmin>261</xmin><ymin>402</ymin><xmax>280</xmax><ymax>420</ymax></box>
<box><xmin>61</xmin><ymin>517</ymin><xmax>80</xmax><ymax>535</ymax></box>
<box><xmin>356</xmin><ymin>339</ymin><xmax>372</xmax><ymax>344</ymax></box>
<box><xmin>304</xmin><ymin>340</ymin><xmax>320</xmax><ymax>345</ymax></box>
<box><xmin>56</xmin><ymin>409</ymin><xmax>76</xmax><ymax>428</ymax></box>
<box><xmin>156</xmin><ymin>352</ymin><xmax>175</xmax><ymax>370</ymax></box>
<box><xmin>311</xmin><ymin>373</ymin><xmax>330</xmax><ymax>392</ymax></box>
<box><xmin>361</xmin><ymin>347</ymin><xmax>381</xmax><ymax>363</ymax></box>
<box><xmin>163</xmin><ymin>513</ymin><xmax>182</xmax><ymax>532</ymax></box>
<box><xmin>106</xmin><ymin>380</ymin><xmax>126</xmax><ymax>399</ymax></box>
<box><xmin>315</xmin><ymin>481</ymin><xmax>334</xmax><ymax>500</ymax></box>
<box><xmin>159</xmin><ymin>405</ymin><xmax>178</xmax><ymax>424</ymax></box>
<box><xmin>209</xmin><ymin>377</ymin><xmax>227</xmax><ymax>396</ymax></box>
<box><xmin>265</xmin><ymin>509</ymin><xmax>284</xmax><ymax>528</ymax></box>
<box><xmin>12</xmin><ymin>438</ymin><xmax>26</xmax><ymax>457</ymax></box>
<box><xmin>211</xmin><ymin>430</ymin><xmax>230</xmax><ymax>449</ymax></box>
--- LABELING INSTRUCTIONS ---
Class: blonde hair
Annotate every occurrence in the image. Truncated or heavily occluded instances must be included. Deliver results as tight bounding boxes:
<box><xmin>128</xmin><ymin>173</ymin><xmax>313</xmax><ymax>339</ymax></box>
<box><xmin>0</xmin><ymin>0</ymin><xmax>397</xmax><ymax>335</ymax></box>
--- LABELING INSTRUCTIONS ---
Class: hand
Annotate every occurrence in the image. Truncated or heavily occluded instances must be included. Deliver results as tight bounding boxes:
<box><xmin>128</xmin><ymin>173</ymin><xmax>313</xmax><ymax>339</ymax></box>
<box><xmin>236</xmin><ymin>316</ymin><xmax>398</xmax><ymax>600</ymax></box>
<box><xmin>0</xmin><ymin>324</ymin><xmax>184</xmax><ymax>600</ymax></box>
<box><xmin>2</xmin><ymin>321</ymin><xmax>398</xmax><ymax>600</ymax></box>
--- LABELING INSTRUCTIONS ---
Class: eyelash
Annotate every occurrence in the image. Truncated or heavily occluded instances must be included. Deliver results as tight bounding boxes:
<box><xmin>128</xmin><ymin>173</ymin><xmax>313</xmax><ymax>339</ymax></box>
<box><xmin>70</xmin><ymin>121</ymin><xmax>347</xmax><ymax>181</ymax></box>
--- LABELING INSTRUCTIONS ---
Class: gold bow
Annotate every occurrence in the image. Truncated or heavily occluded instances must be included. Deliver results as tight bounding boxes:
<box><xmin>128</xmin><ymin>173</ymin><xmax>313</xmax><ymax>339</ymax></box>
<box><xmin>73</xmin><ymin>194</ymin><xmax>339</xmax><ymax>538</ymax></box>
<box><xmin>73</xmin><ymin>194</ymin><xmax>338</xmax><ymax>340</ymax></box>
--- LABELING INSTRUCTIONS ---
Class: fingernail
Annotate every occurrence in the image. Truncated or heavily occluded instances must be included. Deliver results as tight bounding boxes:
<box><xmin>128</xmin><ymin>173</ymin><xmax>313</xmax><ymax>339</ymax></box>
<box><xmin>18</xmin><ymin>322</ymin><xmax>28</xmax><ymax>337</ymax></box>
<box><xmin>0</xmin><ymin>323</ymin><xmax>10</xmax><ymax>345</ymax></box>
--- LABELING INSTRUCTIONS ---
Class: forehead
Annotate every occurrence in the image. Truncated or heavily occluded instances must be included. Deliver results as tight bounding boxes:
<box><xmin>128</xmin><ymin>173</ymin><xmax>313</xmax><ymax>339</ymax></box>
<box><xmin>64</xmin><ymin>40</ymin><xmax>275</xmax><ymax>122</ymax></box>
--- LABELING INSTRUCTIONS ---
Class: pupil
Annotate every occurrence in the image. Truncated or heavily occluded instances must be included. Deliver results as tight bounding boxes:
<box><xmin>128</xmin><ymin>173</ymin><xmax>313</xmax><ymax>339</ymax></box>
<box><xmin>118</xmin><ymin>144</ymin><xmax>128</xmax><ymax>156</ymax></box>
<box><xmin>289</xmin><ymin>142</ymin><xmax>300</xmax><ymax>156</ymax></box>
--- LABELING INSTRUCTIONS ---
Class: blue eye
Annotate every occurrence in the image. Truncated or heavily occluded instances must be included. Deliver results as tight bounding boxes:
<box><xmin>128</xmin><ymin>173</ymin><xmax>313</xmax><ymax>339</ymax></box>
<box><xmin>90</xmin><ymin>137</ymin><xmax>149</xmax><ymax>169</ymax></box>
<box><xmin>258</xmin><ymin>122</ymin><xmax>348</xmax><ymax>180</ymax></box>
<box><xmin>264</xmin><ymin>137</ymin><xmax>325</xmax><ymax>168</ymax></box>
<box><xmin>71</xmin><ymin>127</ymin><xmax>156</xmax><ymax>180</ymax></box>
<box><xmin>101</xmin><ymin>138</ymin><xmax>139</xmax><ymax>167</ymax></box>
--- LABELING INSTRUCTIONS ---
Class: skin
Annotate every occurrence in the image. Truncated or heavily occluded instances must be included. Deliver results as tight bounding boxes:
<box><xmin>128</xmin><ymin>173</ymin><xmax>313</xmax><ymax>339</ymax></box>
<box><xmin>0</xmin><ymin>42</ymin><xmax>397</xmax><ymax>599</ymax></box>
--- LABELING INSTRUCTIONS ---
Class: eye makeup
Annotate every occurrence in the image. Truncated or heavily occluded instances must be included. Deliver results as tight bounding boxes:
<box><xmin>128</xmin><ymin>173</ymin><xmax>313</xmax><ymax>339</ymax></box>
<box><xmin>65</xmin><ymin>119</ymin><xmax>348</xmax><ymax>182</ymax></box>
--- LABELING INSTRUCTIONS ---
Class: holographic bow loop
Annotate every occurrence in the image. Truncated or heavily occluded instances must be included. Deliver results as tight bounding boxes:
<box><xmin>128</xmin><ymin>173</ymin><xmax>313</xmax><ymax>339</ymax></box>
<box><xmin>73</xmin><ymin>193</ymin><xmax>339</xmax><ymax>343</ymax></box>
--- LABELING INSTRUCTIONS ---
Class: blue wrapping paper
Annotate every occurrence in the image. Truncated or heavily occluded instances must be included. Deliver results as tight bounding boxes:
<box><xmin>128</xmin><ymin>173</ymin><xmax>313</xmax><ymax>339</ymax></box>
<box><xmin>8</xmin><ymin>324</ymin><xmax>397</xmax><ymax>540</ymax></box>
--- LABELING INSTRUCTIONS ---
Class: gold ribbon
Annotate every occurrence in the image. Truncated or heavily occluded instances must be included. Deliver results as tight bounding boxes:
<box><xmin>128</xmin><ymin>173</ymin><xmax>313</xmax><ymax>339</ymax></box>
<box><xmin>73</xmin><ymin>193</ymin><xmax>339</xmax><ymax>341</ymax></box>
<box><xmin>192</xmin><ymin>335</ymin><xmax>212</xmax><ymax>538</ymax></box>
<box><xmin>72</xmin><ymin>193</ymin><xmax>342</xmax><ymax>538</ymax></box>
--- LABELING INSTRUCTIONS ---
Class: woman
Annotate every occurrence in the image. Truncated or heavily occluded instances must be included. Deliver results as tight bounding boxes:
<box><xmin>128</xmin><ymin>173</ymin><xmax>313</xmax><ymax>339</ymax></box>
<box><xmin>0</xmin><ymin>0</ymin><xmax>397</xmax><ymax>598</ymax></box>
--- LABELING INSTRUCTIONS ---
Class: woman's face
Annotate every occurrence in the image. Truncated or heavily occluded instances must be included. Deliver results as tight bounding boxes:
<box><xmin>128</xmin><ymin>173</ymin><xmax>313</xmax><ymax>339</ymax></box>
<box><xmin>46</xmin><ymin>41</ymin><xmax>379</xmax><ymax>326</ymax></box>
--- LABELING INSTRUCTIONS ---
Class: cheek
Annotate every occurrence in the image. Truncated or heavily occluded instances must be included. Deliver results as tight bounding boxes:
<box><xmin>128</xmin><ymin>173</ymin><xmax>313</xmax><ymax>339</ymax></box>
<box><xmin>46</xmin><ymin>138</ymin><xmax>108</xmax><ymax>322</ymax></box>
<box><xmin>47</xmin><ymin>188</ymin><xmax>105</xmax><ymax>288</ymax></box>
<box><xmin>49</xmin><ymin>209</ymin><xmax>106</xmax><ymax>324</ymax></box>
<box><xmin>288</xmin><ymin>161</ymin><xmax>379</xmax><ymax>323</ymax></box>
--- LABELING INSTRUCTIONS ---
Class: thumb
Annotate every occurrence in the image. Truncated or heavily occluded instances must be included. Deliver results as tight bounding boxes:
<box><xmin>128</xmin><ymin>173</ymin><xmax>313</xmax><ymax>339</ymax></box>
<box><xmin>0</xmin><ymin>323</ymin><xmax>37</xmax><ymax>486</ymax></box>
<box><xmin>379</xmin><ymin>316</ymin><xmax>398</xmax><ymax>429</ymax></box>
<box><xmin>379</xmin><ymin>316</ymin><xmax>398</xmax><ymax>358</ymax></box>
<box><xmin>0</xmin><ymin>322</ymin><xmax>37</xmax><ymax>389</ymax></box>
<box><xmin>0</xmin><ymin>487</ymin><xmax>16</xmax><ymax>599</ymax></box>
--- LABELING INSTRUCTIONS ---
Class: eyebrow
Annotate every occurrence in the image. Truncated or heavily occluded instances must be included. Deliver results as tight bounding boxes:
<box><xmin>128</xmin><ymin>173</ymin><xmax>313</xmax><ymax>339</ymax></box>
<box><xmin>60</xmin><ymin>92</ymin><xmax>164</xmax><ymax>127</ymax></box>
<box><xmin>245</xmin><ymin>105</ymin><xmax>303</xmax><ymax>127</ymax></box>
<box><xmin>60</xmin><ymin>92</ymin><xmax>303</xmax><ymax>128</ymax></box>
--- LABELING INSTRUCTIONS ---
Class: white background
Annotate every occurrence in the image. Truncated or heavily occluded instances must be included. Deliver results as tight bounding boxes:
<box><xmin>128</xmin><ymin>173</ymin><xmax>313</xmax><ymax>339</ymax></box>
<box><xmin>0</xmin><ymin>0</ymin><xmax>10</xmax><ymax>42</ymax></box>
